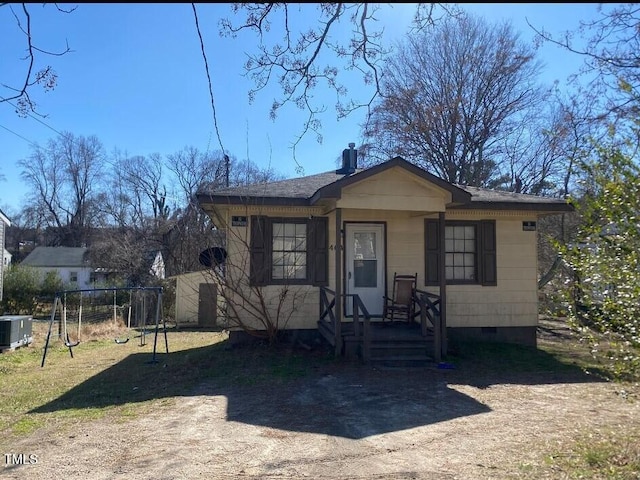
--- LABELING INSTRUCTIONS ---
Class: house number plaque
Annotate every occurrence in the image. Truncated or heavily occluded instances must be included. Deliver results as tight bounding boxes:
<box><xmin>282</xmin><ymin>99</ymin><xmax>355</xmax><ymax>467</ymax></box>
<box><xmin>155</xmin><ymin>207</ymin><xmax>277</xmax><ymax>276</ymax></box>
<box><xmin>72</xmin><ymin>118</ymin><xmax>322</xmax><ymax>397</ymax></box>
<box><xmin>232</xmin><ymin>216</ymin><xmax>247</xmax><ymax>227</ymax></box>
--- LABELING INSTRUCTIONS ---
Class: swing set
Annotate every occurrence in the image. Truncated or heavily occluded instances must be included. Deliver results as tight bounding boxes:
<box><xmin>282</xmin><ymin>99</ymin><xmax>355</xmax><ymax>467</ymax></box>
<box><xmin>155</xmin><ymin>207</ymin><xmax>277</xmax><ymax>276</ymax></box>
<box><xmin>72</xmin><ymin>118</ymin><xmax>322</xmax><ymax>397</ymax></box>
<box><xmin>40</xmin><ymin>286</ymin><xmax>169</xmax><ymax>367</ymax></box>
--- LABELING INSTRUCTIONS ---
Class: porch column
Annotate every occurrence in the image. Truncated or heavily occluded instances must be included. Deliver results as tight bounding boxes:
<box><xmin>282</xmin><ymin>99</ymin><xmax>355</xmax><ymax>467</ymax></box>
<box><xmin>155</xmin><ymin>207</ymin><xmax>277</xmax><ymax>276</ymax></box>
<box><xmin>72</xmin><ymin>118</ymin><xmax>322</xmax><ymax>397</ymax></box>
<box><xmin>438</xmin><ymin>211</ymin><xmax>447</xmax><ymax>356</ymax></box>
<box><xmin>334</xmin><ymin>208</ymin><xmax>343</xmax><ymax>357</ymax></box>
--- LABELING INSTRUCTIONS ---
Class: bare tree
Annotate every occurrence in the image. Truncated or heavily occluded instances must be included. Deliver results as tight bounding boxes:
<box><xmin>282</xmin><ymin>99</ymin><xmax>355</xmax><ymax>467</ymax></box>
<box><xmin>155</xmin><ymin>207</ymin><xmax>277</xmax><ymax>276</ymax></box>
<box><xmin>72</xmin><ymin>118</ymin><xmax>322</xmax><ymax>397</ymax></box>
<box><xmin>19</xmin><ymin>133</ymin><xmax>104</xmax><ymax>246</ymax></box>
<box><xmin>362</xmin><ymin>12</ymin><xmax>545</xmax><ymax>188</ymax></box>
<box><xmin>531</xmin><ymin>3</ymin><xmax>640</xmax><ymax>141</ymax></box>
<box><xmin>163</xmin><ymin>148</ymin><xmax>284</xmax><ymax>276</ymax></box>
<box><xmin>196</xmin><ymin>205</ymin><xmax>311</xmax><ymax>345</ymax></box>
<box><xmin>1</xmin><ymin>3</ymin><xmax>74</xmax><ymax>116</ymax></box>
<box><xmin>215</xmin><ymin>3</ymin><xmax>459</xmax><ymax>158</ymax></box>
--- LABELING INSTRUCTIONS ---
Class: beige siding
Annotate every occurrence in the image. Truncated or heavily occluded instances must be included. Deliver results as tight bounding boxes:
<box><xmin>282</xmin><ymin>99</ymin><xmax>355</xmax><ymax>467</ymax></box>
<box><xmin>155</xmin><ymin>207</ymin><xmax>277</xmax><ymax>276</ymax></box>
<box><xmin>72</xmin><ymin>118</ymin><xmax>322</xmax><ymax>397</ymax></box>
<box><xmin>445</xmin><ymin>213</ymin><xmax>540</xmax><ymax>328</ymax></box>
<box><xmin>214</xmin><ymin>204</ymin><xmax>542</xmax><ymax>332</ymax></box>
<box><xmin>337</xmin><ymin>167</ymin><xmax>450</xmax><ymax>212</ymax></box>
<box><xmin>221</xmin><ymin>206</ymin><xmax>323</xmax><ymax>331</ymax></box>
<box><xmin>174</xmin><ymin>270</ymin><xmax>219</xmax><ymax>325</ymax></box>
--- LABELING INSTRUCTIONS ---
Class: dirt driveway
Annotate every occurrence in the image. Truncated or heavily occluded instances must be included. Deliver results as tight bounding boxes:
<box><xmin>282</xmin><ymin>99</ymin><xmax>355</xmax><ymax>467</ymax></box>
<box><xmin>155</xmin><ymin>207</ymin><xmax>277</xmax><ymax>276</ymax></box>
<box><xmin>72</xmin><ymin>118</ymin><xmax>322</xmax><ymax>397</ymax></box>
<box><xmin>4</xmin><ymin>325</ymin><xmax>640</xmax><ymax>479</ymax></box>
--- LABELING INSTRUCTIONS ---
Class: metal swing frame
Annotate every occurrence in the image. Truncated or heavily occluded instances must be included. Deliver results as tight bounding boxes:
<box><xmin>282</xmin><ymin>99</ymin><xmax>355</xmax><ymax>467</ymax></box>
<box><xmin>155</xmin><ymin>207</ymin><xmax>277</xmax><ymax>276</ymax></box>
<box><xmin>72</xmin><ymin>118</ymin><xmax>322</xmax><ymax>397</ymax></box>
<box><xmin>41</xmin><ymin>286</ymin><xmax>169</xmax><ymax>367</ymax></box>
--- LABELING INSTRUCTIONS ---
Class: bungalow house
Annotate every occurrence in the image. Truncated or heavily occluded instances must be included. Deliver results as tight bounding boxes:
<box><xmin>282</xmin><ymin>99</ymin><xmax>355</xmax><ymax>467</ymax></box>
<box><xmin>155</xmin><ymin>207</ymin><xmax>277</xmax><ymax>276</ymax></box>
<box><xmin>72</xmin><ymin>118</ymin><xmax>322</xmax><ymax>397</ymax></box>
<box><xmin>0</xmin><ymin>209</ymin><xmax>10</xmax><ymax>301</ymax></box>
<box><xmin>196</xmin><ymin>148</ymin><xmax>573</xmax><ymax>362</ymax></box>
<box><xmin>21</xmin><ymin>247</ymin><xmax>107</xmax><ymax>290</ymax></box>
<box><xmin>21</xmin><ymin>246</ymin><xmax>166</xmax><ymax>290</ymax></box>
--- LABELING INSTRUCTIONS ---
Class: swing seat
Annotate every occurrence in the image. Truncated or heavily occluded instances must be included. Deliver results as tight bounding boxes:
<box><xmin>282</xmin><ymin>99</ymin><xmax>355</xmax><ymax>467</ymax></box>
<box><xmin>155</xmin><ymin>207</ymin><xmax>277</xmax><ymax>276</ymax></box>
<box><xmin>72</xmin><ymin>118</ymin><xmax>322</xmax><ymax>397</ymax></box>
<box><xmin>114</xmin><ymin>337</ymin><xmax>130</xmax><ymax>344</ymax></box>
<box><xmin>64</xmin><ymin>334</ymin><xmax>80</xmax><ymax>348</ymax></box>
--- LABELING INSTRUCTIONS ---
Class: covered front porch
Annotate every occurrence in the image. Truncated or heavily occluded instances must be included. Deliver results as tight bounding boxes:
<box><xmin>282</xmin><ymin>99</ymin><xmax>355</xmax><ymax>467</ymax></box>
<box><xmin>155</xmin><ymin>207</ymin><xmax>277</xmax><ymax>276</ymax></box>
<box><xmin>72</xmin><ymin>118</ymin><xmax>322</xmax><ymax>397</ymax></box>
<box><xmin>317</xmin><ymin>285</ymin><xmax>445</xmax><ymax>365</ymax></box>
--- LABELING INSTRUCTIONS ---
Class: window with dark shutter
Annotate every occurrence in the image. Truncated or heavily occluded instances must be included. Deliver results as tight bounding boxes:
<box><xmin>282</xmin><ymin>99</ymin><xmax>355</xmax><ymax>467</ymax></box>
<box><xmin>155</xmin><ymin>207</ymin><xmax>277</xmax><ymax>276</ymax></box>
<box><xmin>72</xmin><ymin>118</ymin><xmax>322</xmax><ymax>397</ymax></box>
<box><xmin>250</xmin><ymin>215</ymin><xmax>328</xmax><ymax>286</ymax></box>
<box><xmin>249</xmin><ymin>215</ymin><xmax>269</xmax><ymax>286</ymax></box>
<box><xmin>308</xmin><ymin>217</ymin><xmax>329</xmax><ymax>286</ymax></box>
<box><xmin>424</xmin><ymin>219</ymin><xmax>441</xmax><ymax>286</ymax></box>
<box><xmin>480</xmin><ymin>220</ymin><xmax>497</xmax><ymax>286</ymax></box>
<box><xmin>424</xmin><ymin>218</ymin><xmax>497</xmax><ymax>286</ymax></box>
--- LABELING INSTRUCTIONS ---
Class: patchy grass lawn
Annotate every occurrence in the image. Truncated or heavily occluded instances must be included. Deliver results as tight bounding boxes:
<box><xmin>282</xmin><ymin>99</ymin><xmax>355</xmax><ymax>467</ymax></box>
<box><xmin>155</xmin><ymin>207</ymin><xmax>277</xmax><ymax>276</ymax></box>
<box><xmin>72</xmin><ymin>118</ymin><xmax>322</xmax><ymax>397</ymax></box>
<box><xmin>0</xmin><ymin>316</ymin><xmax>638</xmax><ymax>479</ymax></box>
<box><xmin>0</xmin><ymin>320</ymin><xmax>333</xmax><ymax>447</ymax></box>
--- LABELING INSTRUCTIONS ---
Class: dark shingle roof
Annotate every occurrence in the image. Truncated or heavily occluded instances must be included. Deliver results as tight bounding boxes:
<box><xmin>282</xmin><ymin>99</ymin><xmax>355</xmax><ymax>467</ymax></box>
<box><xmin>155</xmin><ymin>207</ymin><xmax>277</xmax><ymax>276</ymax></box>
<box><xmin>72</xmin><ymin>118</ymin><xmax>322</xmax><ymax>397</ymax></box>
<box><xmin>21</xmin><ymin>247</ymin><xmax>89</xmax><ymax>268</ymax></box>
<box><xmin>200</xmin><ymin>170</ymin><xmax>352</xmax><ymax>199</ymax></box>
<box><xmin>197</xmin><ymin>157</ymin><xmax>573</xmax><ymax>212</ymax></box>
<box><xmin>455</xmin><ymin>185</ymin><xmax>572</xmax><ymax>208</ymax></box>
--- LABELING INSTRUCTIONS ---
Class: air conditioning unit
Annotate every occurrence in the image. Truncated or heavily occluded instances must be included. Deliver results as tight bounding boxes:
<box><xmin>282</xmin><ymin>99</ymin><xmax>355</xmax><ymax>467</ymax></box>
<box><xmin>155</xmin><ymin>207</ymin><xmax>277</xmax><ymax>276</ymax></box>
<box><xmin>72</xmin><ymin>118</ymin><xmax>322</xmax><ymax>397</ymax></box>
<box><xmin>0</xmin><ymin>315</ymin><xmax>33</xmax><ymax>352</ymax></box>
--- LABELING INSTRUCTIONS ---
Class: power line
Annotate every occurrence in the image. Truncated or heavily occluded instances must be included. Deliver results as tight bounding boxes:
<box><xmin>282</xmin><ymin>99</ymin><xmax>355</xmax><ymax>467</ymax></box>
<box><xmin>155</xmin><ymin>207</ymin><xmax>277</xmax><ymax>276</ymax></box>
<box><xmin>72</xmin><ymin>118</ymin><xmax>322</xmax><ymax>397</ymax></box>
<box><xmin>0</xmin><ymin>123</ymin><xmax>39</xmax><ymax>148</ymax></box>
<box><xmin>0</xmin><ymin>96</ymin><xmax>68</xmax><ymax>139</ymax></box>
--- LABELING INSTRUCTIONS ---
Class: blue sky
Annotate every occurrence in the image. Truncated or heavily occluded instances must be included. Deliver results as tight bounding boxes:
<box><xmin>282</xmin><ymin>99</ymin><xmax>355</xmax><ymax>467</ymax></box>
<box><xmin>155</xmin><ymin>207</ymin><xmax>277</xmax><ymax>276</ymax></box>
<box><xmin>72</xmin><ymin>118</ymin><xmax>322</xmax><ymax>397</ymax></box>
<box><xmin>0</xmin><ymin>3</ymin><xmax>603</xmax><ymax>216</ymax></box>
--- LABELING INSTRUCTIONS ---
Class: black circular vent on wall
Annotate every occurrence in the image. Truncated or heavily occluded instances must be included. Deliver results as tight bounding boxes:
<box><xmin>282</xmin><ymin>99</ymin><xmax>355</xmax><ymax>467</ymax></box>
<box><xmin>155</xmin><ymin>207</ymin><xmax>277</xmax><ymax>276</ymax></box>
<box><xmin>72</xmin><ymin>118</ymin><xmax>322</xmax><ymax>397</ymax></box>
<box><xmin>199</xmin><ymin>247</ymin><xmax>227</xmax><ymax>267</ymax></box>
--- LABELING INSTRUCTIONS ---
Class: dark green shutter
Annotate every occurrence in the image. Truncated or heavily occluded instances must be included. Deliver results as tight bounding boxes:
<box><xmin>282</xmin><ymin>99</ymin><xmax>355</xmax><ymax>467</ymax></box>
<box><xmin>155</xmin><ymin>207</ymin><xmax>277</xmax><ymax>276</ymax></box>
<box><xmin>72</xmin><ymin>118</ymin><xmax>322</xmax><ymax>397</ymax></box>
<box><xmin>480</xmin><ymin>220</ymin><xmax>497</xmax><ymax>286</ymax></box>
<box><xmin>425</xmin><ymin>219</ymin><xmax>441</xmax><ymax>286</ymax></box>
<box><xmin>250</xmin><ymin>216</ymin><xmax>270</xmax><ymax>286</ymax></box>
<box><xmin>308</xmin><ymin>217</ymin><xmax>328</xmax><ymax>286</ymax></box>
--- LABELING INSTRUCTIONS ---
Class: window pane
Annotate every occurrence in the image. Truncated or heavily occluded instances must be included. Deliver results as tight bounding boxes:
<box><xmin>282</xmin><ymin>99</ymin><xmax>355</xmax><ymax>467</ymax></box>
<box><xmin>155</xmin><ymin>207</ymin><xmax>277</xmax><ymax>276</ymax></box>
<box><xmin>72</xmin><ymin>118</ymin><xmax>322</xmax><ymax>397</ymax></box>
<box><xmin>354</xmin><ymin>232</ymin><xmax>376</xmax><ymax>260</ymax></box>
<box><xmin>271</xmin><ymin>222</ymin><xmax>308</xmax><ymax>281</ymax></box>
<box><xmin>294</xmin><ymin>252</ymin><xmax>306</xmax><ymax>266</ymax></box>
<box><xmin>464</xmin><ymin>267</ymin><xmax>475</xmax><ymax>281</ymax></box>
<box><xmin>354</xmin><ymin>259</ymin><xmax>377</xmax><ymax>287</ymax></box>
<box><xmin>444</xmin><ymin>223</ymin><xmax>477</xmax><ymax>281</ymax></box>
<box><xmin>272</xmin><ymin>265</ymin><xmax>284</xmax><ymax>279</ymax></box>
<box><xmin>273</xmin><ymin>238</ymin><xmax>284</xmax><ymax>251</ymax></box>
<box><xmin>465</xmin><ymin>226</ymin><xmax>475</xmax><ymax>238</ymax></box>
<box><xmin>445</xmin><ymin>267</ymin><xmax>454</xmax><ymax>279</ymax></box>
<box><xmin>273</xmin><ymin>223</ymin><xmax>284</xmax><ymax>237</ymax></box>
<box><xmin>273</xmin><ymin>252</ymin><xmax>284</xmax><ymax>266</ymax></box>
<box><xmin>445</xmin><ymin>226</ymin><xmax>454</xmax><ymax>239</ymax></box>
<box><xmin>293</xmin><ymin>265</ymin><xmax>306</xmax><ymax>279</ymax></box>
<box><xmin>284</xmin><ymin>223</ymin><xmax>296</xmax><ymax>236</ymax></box>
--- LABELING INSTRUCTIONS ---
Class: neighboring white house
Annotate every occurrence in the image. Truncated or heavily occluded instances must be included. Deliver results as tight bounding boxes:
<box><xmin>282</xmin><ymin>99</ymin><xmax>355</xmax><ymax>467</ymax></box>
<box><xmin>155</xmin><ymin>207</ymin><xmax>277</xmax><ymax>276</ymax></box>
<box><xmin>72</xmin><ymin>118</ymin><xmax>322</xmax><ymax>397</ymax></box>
<box><xmin>148</xmin><ymin>250</ymin><xmax>166</xmax><ymax>280</ymax></box>
<box><xmin>0</xmin><ymin>209</ymin><xmax>10</xmax><ymax>301</ymax></box>
<box><xmin>20</xmin><ymin>247</ymin><xmax>106</xmax><ymax>290</ymax></box>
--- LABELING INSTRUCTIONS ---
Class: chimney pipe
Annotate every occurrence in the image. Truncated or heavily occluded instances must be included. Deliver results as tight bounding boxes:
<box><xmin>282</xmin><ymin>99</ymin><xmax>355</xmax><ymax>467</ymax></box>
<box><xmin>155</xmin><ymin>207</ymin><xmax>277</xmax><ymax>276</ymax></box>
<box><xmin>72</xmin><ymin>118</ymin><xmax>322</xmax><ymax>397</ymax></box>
<box><xmin>336</xmin><ymin>142</ymin><xmax>357</xmax><ymax>175</ymax></box>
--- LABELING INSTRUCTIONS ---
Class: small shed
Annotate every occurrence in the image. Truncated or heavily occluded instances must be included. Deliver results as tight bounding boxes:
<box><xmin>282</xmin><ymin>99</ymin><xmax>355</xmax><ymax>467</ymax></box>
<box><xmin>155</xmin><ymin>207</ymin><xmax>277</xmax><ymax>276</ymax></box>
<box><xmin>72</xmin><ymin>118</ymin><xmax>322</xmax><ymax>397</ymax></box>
<box><xmin>173</xmin><ymin>270</ymin><xmax>222</xmax><ymax>328</ymax></box>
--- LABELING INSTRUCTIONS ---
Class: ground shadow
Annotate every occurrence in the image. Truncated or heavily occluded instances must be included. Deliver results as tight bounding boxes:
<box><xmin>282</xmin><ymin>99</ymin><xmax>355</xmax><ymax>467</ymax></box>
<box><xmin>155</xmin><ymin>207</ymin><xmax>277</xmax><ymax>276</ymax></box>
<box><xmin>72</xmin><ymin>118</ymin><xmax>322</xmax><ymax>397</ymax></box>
<box><xmin>30</xmin><ymin>334</ymin><xmax>608</xmax><ymax>439</ymax></box>
<box><xmin>31</xmin><ymin>341</ymin><xmax>493</xmax><ymax>439</ymax></box>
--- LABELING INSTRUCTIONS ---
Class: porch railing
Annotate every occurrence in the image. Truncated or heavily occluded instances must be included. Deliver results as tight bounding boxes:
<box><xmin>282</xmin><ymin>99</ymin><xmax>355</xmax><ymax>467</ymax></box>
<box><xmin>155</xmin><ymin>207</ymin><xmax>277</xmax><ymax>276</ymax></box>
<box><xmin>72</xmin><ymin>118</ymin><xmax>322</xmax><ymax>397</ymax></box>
<box><xmin>345</xmin><ymin>293</ymin><xmax>371</xmax><ymax>363</ymax></box>
<box><xmin>318</xmin><ymin>287</ymin><xmax>340</xmax><ymax>356</ymax></box>
<box><xmin>414</xmin><ymin>288</ymin><xmax>442</xmax><ymax>362</ymax></box>
<box><xmin>319</xmin><ymin>286</ymin><xmax>442</xmax><ymax>363</ymax></box>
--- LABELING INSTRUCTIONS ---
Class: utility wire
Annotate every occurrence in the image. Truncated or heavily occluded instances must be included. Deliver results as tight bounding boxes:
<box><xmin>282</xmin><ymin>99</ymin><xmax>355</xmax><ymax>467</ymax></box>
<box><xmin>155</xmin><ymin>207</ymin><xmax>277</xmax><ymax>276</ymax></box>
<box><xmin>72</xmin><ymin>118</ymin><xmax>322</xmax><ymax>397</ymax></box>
<box><xmin>0</xmin><ymin>122</ymin><xmax>39</xmax><ymax>148</ymax></box>
<box><xmin>191</xmin><ymin>3</ymin><xmax>226</xmax><ymax>157</ymax></box>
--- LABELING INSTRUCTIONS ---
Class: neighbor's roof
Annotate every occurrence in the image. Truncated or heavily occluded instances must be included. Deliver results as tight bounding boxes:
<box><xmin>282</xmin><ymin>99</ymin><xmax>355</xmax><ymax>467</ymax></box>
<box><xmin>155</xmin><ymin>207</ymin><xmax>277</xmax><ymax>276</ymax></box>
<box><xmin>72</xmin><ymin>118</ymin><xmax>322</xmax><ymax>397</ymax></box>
<box><xmin>197</xmin><ymin>156</ymin><xmax>573</xmax><ymax>212</ymax></box>
<box><xmin>0</xmin><ymin>208</ymin><xmax>10</xmax><ymax>226</ymax></box>
<box><xmin>21</xmin><ymin>247</ymin><xmax>89</xmax><ymax>268</ymax></box>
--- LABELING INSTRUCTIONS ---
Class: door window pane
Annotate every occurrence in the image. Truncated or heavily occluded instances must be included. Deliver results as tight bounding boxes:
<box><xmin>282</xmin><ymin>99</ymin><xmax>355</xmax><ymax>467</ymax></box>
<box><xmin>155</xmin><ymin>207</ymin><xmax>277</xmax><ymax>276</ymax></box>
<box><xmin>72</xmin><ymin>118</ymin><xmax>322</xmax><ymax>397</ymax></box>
<box><xmin>354</xmin><ymin>260</ymin><xmax>377</xmax><ymax>287</ymax></box>
<box><xmin>354</xmin><ymin>232</ymin><xmax>376</xmax><ymax>260</ymax></box>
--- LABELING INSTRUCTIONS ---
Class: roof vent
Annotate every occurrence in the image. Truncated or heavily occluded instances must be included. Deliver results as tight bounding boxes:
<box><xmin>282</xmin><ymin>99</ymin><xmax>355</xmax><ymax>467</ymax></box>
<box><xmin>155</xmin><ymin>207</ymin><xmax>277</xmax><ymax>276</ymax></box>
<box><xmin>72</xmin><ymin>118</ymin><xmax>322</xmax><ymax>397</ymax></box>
<box><xmin>336</xmin><ymin>142</ymin><xmax>357</xmax><ymax>175</ymax></box>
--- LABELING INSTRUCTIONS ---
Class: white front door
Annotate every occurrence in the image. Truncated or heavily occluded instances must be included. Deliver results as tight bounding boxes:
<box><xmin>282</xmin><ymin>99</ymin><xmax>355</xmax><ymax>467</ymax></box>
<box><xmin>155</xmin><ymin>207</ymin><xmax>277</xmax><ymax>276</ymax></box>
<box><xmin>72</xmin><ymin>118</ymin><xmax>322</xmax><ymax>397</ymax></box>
<box><xmin>345</xmin><ymin>223</ymin><xmax>385</xmax><ymax>317</ymax></box>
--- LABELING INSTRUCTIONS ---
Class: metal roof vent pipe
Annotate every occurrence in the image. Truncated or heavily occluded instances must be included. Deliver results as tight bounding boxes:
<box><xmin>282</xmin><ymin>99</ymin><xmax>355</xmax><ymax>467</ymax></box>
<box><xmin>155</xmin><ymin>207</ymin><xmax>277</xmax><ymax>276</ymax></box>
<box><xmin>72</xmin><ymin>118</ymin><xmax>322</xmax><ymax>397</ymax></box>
<box><xmin>336</xmin><ymin>142</ymin><xmax>357</xmax><ymax>175</ymax></box>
